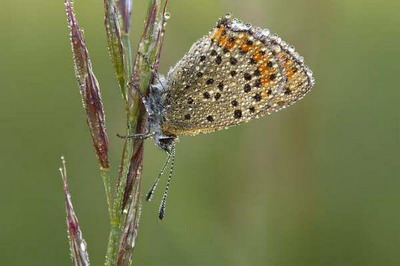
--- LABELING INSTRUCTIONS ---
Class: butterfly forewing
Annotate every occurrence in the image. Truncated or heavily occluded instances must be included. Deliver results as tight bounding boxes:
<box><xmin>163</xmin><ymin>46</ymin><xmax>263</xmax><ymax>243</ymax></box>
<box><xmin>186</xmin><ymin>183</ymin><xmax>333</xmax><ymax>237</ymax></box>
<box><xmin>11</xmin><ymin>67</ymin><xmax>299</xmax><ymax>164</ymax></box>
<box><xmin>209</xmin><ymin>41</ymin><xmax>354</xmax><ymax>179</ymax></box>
<box><xmin>161</xmin><ymin>17</ymin><xmax>314</xmax><ymax>136</ymax></box>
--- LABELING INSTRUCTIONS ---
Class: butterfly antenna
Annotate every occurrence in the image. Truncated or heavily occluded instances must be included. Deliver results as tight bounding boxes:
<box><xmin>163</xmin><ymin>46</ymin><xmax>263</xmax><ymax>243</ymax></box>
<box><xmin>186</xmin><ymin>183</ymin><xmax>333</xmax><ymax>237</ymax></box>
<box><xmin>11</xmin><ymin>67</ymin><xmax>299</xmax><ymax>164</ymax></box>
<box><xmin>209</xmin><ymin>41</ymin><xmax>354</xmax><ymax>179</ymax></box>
<box><xmin>146</xmin><ymin>151</ymin><xmax>172</xmax><ymax>201</ymax></box>
<box><xmin>158</xmin><ymin>148</ymin><xmax>176</xmax><ymax>220</ymax></box>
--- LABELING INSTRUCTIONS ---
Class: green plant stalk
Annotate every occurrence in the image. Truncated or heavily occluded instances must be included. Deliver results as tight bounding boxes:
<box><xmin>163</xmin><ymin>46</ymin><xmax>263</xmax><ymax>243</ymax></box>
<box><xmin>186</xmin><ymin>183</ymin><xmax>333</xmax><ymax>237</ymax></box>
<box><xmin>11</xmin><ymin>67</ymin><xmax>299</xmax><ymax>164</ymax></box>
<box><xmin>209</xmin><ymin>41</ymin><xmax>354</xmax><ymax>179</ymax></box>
<box><xmin>103</xmin><ymin>0</ymin><xmax>167</xmax><ymax>264</ymax></box>
<box><xmin>105</xmin><ymin>121</ymin><xmax>145</xmax><ymax>265</ymax></box>
<box><xmin>104</xmin><ymin>5</ymin><xmax>135</xmax><ymax>266</ymax></box>
<box><xmin>105</xmin><ymin>21</ymin><xmax>136</xmax><ymax>266</ymax></box>
<box><xmin>101</xmin><ymin>168</ymin><xmax>113</xmax><ymax>220</ymax></box>
<box><xmin>105</xmin><ymin>216</ymin><xmax>123</xmax><ymax>266</ymax></box>
<box><xmin>105</xmin><ymin>1</ymin><xmax>166</xmax><ymax>265</ymax></box>
<box><xmin>104</xmin><ymin>0</ymin><xmax>126</xmax><ymax>101</ymax></box>
<box><xmin>122</xmin><ymin>32</ymin><xmax>133</xmax><ymax>91</ymax></box>
<box><xmin>116</xmin><ymin>2</ymin><xmax>168</xmax><ymax>264</ymax></box>
<box><xmin>103</xmin><ymin>0</ymin><xmax>136</xmax><ymax>264</ymax></box>
<box><xmin>105</xmin><ymin>138</ymin><xmax>132</xmax><ymax>266</ymax></box>
<box><xmin>105</xmin><ymin>119</ymin><xmax>146</xmax><ymax>266</ymax></box>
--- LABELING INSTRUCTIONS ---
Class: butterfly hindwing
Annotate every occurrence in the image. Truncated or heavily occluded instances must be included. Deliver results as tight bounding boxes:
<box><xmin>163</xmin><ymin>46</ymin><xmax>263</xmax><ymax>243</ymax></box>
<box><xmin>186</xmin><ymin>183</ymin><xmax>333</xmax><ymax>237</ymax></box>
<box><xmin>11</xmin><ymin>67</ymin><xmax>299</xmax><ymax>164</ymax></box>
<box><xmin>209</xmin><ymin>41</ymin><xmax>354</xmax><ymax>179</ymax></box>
<box><xmin>161</xmin><ymin>16</ymin><xmax>315</xmax><ymax>136</ymax></box>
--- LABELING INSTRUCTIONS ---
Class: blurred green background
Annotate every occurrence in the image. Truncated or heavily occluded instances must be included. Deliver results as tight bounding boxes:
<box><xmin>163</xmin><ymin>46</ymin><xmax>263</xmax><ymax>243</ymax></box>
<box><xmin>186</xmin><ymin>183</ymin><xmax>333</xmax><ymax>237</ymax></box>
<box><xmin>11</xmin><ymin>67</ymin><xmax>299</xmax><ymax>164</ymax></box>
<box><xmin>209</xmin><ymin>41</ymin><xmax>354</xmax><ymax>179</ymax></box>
<box><xmin>1</xmin><ymin>0</ymin><xmax>399</xmax><ymax>265</ymax></box>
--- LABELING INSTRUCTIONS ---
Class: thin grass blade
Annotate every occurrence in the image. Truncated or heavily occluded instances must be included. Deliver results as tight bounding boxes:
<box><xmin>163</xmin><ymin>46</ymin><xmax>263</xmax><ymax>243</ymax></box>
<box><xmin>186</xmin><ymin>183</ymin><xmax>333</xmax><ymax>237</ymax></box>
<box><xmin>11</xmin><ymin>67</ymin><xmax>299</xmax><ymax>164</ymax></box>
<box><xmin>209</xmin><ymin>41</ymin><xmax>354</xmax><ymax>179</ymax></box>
<box><xmin>60</xmin><ymin>157</ymin><xmax>90</xmax><ymax>266</ymax></box>
<box><xmin>115</xmin><ymin>1</ymin><xmax>170</xmax><ymax>264</ymax></box>
<box><xmin>65</xmin><ymin>0</ymin><xmax>112</xmax><ymax>216</ymax></box>
<box><xmin>65</xmin><ymin>0</ymin><xmax>110</xmax><ymax>170</ymax></box>
<box><xmin>117</xmin><ymin>0</ymin><xmax>133</xmax><ymax>34</ymax></box>
<box><xmin>122</xmin><ymin>0</ymin><xmax>168</xmax><ymax>210</ymax></box>
<box><xmin>104</xmin><ymin>0</ymin><xmax>127</xmax><ymax>98</ymax></box>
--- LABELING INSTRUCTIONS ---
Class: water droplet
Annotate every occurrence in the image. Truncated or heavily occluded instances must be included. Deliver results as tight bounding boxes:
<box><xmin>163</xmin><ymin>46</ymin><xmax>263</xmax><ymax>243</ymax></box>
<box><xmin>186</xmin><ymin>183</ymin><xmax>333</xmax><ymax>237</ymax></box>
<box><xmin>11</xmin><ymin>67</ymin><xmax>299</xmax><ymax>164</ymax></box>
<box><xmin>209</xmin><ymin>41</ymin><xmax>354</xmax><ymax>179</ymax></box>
<box><xmin>261</xmin><ymin>29</ymin><xmax>270</xmax><ymax>37</ymax></box>
<box><xmin>80</xmin><ymin>242</ymin><xmax>86</xmax><ymax>251</ymax></box>
<box><xmin>164</xmin><ymin>12</ymin><xmax>171</xmax><ymax>21</ymax></box>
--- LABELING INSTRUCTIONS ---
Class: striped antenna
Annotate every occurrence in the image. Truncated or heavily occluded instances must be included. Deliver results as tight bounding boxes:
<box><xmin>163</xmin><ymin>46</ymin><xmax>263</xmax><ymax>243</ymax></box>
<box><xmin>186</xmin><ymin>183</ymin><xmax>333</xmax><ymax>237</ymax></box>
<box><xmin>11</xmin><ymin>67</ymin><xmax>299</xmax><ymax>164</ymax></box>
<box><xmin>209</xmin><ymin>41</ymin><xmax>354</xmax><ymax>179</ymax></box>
<box><xmin>158</xmin><ymin>147</ymin><xmax>176</xmax><ymax>220</ymax></box>
<box><xmin>146</xmin><ymin>151</ymin><xmax>172</xmax><ymax>201</ymax></box>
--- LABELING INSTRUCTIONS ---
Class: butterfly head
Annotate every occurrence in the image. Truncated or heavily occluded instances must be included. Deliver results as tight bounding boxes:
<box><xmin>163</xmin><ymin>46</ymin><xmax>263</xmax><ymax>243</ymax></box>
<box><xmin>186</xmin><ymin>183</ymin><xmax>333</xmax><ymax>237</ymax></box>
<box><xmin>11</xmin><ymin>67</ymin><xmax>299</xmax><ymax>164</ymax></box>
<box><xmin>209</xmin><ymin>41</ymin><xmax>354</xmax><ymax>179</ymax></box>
<box><xmin>154</xmin><ymin>133</ymin><xmax>177</xmax><ymax>154</ymax></box>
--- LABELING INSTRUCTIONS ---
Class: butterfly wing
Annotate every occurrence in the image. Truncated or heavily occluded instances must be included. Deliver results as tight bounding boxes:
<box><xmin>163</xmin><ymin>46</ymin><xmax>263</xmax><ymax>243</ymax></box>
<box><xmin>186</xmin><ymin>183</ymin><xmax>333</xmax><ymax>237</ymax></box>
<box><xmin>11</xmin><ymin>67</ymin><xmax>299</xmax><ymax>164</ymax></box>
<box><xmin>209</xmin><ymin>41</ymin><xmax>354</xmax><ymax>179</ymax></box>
<box><xmin>161</xmin><ymin>16</ymin><xmax>315</xmax><ymax>136</ymax></box>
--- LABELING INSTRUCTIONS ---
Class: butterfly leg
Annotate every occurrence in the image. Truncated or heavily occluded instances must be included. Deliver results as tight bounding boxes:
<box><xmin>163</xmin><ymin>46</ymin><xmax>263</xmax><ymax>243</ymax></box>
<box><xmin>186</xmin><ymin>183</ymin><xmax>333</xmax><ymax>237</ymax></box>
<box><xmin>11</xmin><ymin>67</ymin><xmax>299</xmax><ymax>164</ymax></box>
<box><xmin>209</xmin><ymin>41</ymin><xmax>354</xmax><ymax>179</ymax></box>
<box><xmin>138</xmin><ymin>52</ymin><xmax>167</xmax><ymax>90</ymax></box>
<box><xmin>128</xmin><ymin>82</ymin><xmax>155</xmax><ymax>116</ymax></box>
<box><xmin>116</xmin><ymin>131</ymin><xmax>155</xmax><ymax>139</ymax></box>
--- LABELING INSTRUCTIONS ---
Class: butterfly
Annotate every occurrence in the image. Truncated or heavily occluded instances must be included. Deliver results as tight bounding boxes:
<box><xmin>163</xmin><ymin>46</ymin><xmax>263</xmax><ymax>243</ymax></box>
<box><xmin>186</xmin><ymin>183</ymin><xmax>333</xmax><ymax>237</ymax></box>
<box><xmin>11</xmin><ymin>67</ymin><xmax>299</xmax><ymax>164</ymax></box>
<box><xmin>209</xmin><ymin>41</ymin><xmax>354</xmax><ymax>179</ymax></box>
<box><xmin>125</xmin><ymin>15</ymin><xmax>315</xmax><ymax>219</ymax></box>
